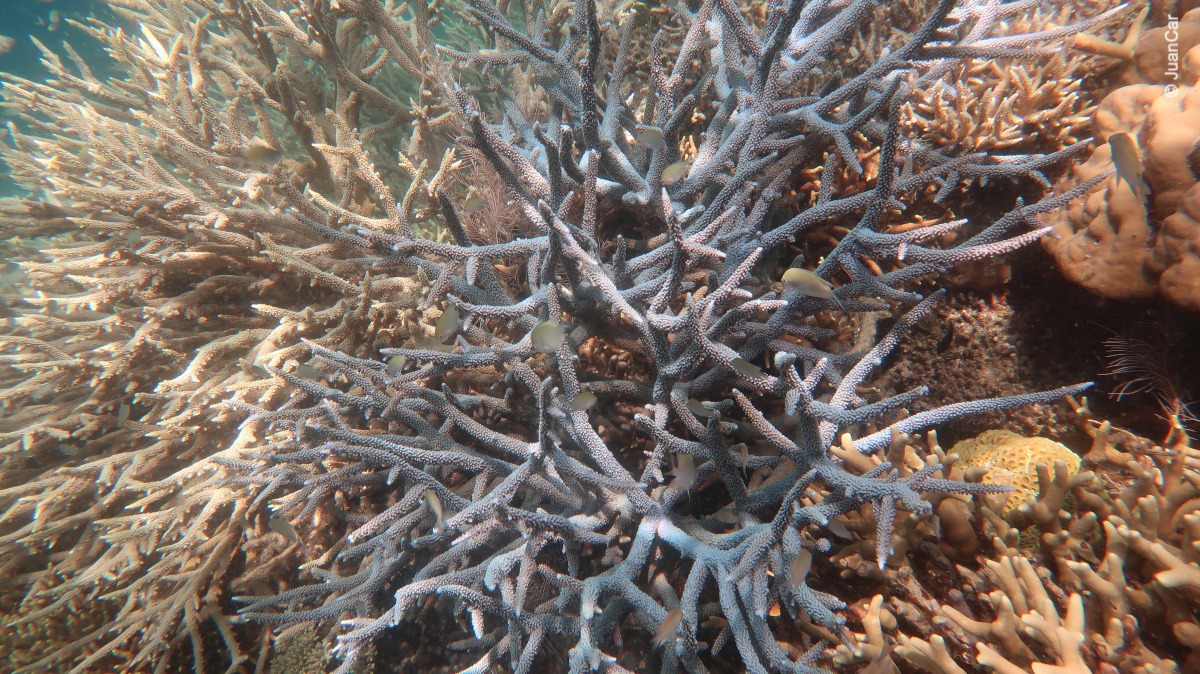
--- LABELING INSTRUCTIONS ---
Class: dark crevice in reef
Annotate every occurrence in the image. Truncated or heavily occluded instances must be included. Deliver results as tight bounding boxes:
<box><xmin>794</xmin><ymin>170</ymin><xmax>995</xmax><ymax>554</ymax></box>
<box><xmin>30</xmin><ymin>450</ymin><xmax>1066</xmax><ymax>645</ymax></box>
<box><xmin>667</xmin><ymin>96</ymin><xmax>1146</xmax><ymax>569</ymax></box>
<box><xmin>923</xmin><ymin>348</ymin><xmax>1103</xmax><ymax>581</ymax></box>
<box><xmin>875</xmin><ymin>237</ymin><xmax>1200</xmax><ymax>453</ymax></box>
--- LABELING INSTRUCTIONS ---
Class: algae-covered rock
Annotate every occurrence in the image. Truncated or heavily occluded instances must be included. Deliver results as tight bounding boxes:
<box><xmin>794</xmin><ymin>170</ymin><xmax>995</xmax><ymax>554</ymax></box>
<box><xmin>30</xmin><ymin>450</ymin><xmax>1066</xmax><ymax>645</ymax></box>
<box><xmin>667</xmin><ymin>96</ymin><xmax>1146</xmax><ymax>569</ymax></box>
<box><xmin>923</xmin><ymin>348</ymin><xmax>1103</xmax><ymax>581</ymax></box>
<box><xmin>268</xmin><ymin>625</ymin><xmax>376</xmax><ymax>674</ymax></box>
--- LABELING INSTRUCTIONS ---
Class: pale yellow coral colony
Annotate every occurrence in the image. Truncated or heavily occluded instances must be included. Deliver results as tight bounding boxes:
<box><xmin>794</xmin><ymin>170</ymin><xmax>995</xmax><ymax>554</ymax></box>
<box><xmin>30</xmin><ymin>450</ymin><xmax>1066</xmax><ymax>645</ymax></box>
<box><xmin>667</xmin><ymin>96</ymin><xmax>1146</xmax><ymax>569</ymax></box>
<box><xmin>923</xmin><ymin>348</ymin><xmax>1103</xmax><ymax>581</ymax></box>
<box><xmin>0</xmin><ymin>0</ymin><xmax>1196</xmax><ymax>673</ymax></box>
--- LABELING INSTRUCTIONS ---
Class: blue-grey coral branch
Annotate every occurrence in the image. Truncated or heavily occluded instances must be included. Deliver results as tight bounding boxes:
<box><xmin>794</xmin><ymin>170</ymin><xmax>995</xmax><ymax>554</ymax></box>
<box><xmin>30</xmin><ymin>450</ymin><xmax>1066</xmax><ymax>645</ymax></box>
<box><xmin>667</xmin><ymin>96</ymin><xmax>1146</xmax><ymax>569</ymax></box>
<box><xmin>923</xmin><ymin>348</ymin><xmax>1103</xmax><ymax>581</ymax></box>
<box><xmin>232</xmin><ymin>1</ymin><xmax>1116</xmax><ymax>672</ymax></box>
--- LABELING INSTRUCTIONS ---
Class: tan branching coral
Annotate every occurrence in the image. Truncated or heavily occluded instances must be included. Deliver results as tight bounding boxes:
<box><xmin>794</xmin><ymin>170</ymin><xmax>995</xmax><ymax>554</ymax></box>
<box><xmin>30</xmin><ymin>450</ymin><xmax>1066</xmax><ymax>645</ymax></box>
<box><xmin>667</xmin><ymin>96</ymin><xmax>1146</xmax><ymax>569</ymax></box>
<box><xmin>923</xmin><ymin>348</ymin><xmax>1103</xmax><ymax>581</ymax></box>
<box><xmin>899</xmin><ymin>0</ymin><xmax>1129</xmax><ymax>153</ymax></box>
<box><xmin>901</xmin><ymin>554</ymin><xmax>1093</xmax><ymax>674</ymax></box>
<box><xmin>902</xmin><ymin>54</ymin><xmax>1096</xmax><ymax>153</ymax></box>
<box><xmin>0</xmin><ymin>0</ymin><xmax>469</xmax><ymax>670</ymax></box>
<box><xmin>814</xmin><ymin>394</ymin><xmax>1200</xmax><ymax>674</ymax></box>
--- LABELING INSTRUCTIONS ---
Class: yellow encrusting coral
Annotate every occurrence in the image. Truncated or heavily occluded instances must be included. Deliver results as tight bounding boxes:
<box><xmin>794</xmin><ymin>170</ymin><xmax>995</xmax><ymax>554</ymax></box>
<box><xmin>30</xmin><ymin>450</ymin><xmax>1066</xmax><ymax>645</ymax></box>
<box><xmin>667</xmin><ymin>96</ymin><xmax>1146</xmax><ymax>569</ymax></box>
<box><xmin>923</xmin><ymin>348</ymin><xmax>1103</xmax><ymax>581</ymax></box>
<box><xmin>950</xmin><ymin>429</ymin><xmax>1082</xmax><ymax>513</ymax></box>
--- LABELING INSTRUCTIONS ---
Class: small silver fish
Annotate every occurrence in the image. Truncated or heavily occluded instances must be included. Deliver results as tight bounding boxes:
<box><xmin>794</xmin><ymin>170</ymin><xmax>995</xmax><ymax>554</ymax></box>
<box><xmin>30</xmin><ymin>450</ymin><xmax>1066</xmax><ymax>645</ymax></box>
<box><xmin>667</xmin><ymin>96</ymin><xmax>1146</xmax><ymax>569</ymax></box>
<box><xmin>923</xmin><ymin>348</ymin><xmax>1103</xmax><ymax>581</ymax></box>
<box><xmin>635</xmin><ymin>128</ymin><xmax>666</xmax><ymax>150</ymax></box>
<box><xmin>653</xmin><ymin>608</ymin><xmax>684</xmax><ymax>649</ymax></box>
<box><xmin>661</xmin><ymin>160</ymin><xmax>692</xmax><ymax>186</ymax></box>
<box><xmin>788</xmin><ymin>549</ymin><xmax>813</xmax><ymax>586</ymax></box>
<box><xmin>244</xmin><ymin>138</ymin><xmax>283</xmax><ymax>167</ymax></box>
<box><xmin>292</xmin><ymin>364</ymin><xmax>324</xmax><ymax>381</ymax></box>
<box><xmin>669</xmin><ymin>453</ymin><xmax>697</xmax><ymax>492</ymax></box>
<box><xmin>730</xmin><ymin>358</ymin><xmax>764</xmax><ymax>378</ymax></box>
<box><xmin>125</xmin><ymin>229</ymin><xmax>142</xmax><ymax>247</ymax></box>
<box><xmin>686</xmin><ymin>398</ymin><xmax>711</xmax><ymax>418</ymax></box>
<box><xmin>782</xmin><ymin>268</ymin><xmax>841</xmax><ymax>308</ymax></box>
<box><xmin>243</xmin><ymin>360</ymin><xmax>269</xmax><ymax>377</ymax></box>
<box><xmin>826</xmin><ymin>518</ymin><xmax>852</xmax><ymax>539</ymax></box>
<box><xmin>462</xmin><ymin>196</ymin><xmax>486</xmax><ymax>213</ymax></box>
<box><xmin>435</xmin><ymin>304</ymin><xmax>460</xmax><ymax>342</ymax></box>
<box><xmin>570</xmin><ymin>391</ymin><xmax>598</xmax><ymax>412</ymax></box>
<box><xmin>268</xmin><ymin>516</ymin><xmax>299</xmax><ymax>541</ymax></box>
<box><xmin>714</xmin><ymin>505</ymin><xmax>738</xmax><ymax>524</ymax></box>
<box><xmin>1108</xmin><ymin>132</ymin><xmax>1149</xmax><ymax>201</ymax></box>
<box><xmin>425</xmin><ymin>487</ymin><xmax>445</xmax><ymax>535</ymax></box>
<box><xmin>530</xmin><ymin>320</ymin><xmax>564</xmax><ymax>354</ymax></box>
<box><xmin>117</xmin><ymin>404</ymin><xmax>130</xmax><ymax>424</ymax></box>
<box><xmin>388</xmin><ymin>353</ymin><xmax>407</xmax><ymax>374</ymax></box>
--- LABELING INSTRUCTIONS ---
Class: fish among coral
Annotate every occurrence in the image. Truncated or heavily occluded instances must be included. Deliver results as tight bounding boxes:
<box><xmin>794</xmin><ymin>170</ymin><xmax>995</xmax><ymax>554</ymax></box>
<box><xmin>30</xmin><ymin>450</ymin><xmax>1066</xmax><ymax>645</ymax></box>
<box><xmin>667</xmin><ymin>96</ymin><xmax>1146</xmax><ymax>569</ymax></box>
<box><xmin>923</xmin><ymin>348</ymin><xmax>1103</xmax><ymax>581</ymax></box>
<box><xmin>0</xmin><ymin>1</ymin><xmax>1161</xmax><ymax>673</ymax></box>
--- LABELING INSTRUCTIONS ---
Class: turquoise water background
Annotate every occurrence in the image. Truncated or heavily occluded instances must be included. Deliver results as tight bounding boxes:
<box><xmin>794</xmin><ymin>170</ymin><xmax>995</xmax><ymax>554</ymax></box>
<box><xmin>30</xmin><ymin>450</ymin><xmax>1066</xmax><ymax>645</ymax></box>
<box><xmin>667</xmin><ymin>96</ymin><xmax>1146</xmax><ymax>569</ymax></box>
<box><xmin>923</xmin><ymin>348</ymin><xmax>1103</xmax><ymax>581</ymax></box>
<box><xmin>0</xmin><ymin>0</ymin><xmax>106</xmax><ymax>80</ymax></box>
<box><xmin>0</xmin><ymin>0</ymin><xmax>113</xmax><ymax>196</ymax></box>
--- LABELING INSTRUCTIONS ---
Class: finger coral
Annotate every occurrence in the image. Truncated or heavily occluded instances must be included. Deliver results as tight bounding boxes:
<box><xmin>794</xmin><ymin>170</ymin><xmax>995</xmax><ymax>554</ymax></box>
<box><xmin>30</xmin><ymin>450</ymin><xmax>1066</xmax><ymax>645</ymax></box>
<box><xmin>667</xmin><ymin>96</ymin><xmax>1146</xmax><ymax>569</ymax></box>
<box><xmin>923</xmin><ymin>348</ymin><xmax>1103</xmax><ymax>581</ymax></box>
<box><xmin>832</xmin><ymin>396</ymin><xmax>1198</xmax><ymax>674</ymax></box>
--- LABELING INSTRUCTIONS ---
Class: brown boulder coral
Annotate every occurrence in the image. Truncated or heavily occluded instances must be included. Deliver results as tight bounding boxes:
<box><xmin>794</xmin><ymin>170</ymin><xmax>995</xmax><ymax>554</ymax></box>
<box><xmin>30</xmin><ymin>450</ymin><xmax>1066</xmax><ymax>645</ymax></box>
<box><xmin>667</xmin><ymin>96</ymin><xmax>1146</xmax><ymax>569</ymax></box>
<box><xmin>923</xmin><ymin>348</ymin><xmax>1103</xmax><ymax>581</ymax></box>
<box><xmin>1131</xmin><ymin>10</ymin><xmax>1200</xmax><ymax>86</ymax></box>
<box><xmin>1046</xmin><ymin>93</ymin><xmax>1200</xmax><ymax>306</ymax></box>
<box><xmin>1156</xmin><ymin>175</ymin><xmax>1200</xmax><ymax>308</ymax></box>
<box><xmin>1046</xmin><ymin>11</ymin><xmax>1200</xmax><ymax>310</ymax></box>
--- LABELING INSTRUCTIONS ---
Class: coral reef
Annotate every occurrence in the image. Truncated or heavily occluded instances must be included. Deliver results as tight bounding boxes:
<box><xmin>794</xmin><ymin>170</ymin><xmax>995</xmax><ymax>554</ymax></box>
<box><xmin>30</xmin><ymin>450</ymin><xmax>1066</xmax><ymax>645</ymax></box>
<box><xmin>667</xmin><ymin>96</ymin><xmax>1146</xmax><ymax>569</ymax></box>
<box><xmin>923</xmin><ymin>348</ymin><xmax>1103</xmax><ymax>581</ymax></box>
<box><xmin>1045</xmin><ymin>9</ymin><xmax>1200</xmax><ymax>310</ymax></box>
<box><xmin>877</xmin><ymin>401</ymin><xmax>1200</xmax><ymax>674</ymax></box>
<box><xmin>4</xmin><ymin>0</ymin><xmax>1190</xmax><ymax>673</ymax></box>
<box><xmin>901</xmin><ymin>0</ymin><xmax>1120</xmax><ymax>154</ymax></box>
<box><xmin>0</xmin><ymin>0</ymin><xmax>456</xmax><ymax>670</ymax></box>
<box><xmin>219</xmin><ymin>1</ymin><xmax>1126</xmax><ymax>672</ymax></box>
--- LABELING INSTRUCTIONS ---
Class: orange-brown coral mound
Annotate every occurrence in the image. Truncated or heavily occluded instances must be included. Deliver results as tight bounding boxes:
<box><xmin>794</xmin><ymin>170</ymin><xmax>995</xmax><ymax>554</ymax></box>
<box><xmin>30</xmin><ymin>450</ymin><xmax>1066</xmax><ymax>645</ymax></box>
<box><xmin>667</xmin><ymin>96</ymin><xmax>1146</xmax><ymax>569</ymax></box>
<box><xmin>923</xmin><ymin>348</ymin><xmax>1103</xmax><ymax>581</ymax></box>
<box><xmin>1046</xmin><ymin>37</ymin><xmax>1200</xmax><ymax>309</ymax></box>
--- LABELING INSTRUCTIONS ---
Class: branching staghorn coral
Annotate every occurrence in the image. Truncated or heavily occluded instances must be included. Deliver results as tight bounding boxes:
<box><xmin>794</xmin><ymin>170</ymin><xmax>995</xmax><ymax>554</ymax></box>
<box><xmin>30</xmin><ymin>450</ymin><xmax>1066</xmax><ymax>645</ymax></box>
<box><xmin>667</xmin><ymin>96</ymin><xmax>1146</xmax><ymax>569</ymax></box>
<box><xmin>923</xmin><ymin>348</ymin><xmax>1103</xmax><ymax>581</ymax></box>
<box><xmin>224</xmin><ymin>0</ymin><xmax>1129</xmax><ymax>671</ymax></box>
<box><xmin>809</xmin><ymin>400</ymin><xmax>1200</xmax><ymax>674</ymax></box>
<box><xmin>0</xmin><ymin>0</ymin><xmax>466</xmax><ymax>670</ymax></box>
<box><xmin>901</xmin><ymin>0</ymin><xmax>1125</xmax><ymax>154</ymax></box>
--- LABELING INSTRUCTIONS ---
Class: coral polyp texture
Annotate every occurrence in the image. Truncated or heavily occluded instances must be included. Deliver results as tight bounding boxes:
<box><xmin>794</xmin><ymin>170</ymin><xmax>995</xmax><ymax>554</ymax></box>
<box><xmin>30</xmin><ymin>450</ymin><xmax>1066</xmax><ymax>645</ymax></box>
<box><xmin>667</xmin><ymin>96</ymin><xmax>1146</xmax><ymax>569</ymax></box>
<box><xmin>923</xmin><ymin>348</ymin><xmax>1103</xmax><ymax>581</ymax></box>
<box><xmin>0</xmin><ymin>0</ymin><xmax>1167</xmax><ymax>672</ymax></box>
<box><xmin>950</xmin><ymin>429</ymin><xmax>1081</xmax><ymax>513</ymax></box>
